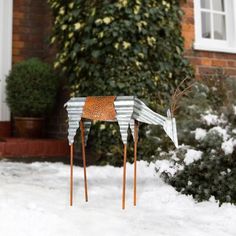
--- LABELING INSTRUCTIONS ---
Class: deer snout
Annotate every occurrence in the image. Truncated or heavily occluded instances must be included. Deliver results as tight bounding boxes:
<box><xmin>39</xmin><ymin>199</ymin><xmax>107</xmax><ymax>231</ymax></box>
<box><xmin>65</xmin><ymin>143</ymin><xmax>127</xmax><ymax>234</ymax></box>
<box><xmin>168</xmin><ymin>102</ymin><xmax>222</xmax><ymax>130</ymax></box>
<box><xmin>163</xmin><ymin>117</ymin><xmax>179</xmax><ymax>149</ymax></box>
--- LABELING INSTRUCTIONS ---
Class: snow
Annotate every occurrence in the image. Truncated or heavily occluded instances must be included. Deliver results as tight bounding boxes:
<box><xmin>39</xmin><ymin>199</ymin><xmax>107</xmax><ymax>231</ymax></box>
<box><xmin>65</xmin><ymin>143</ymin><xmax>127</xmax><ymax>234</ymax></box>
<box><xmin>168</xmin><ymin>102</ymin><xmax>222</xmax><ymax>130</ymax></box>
<box><xmin>0</xmin><ymin>160</ymin><xmax>236</xmax><ymax>236</ymax></box>
<box><xmin>209</xmin><ymin>126</ymin><xmax>229</xmax><ymax>141</ymax></box>
<box><xmin>201</xmin><ymin>113</ymin><xmax>219</xmax><ymax>125</ymax></box>
<box><xmin>184</xmin><ymin>149</ymin><xmax>203</xmax><ymax>165</ymax></box>
<box><xmin>195</xmin><ymin>128</ymin><xmax>207</xmax><ymax>141</ymax></box>
<box><xmin>155</xmin><ymin>159</ymin><xmax>182</xmax><ymax>176</ymax></box>
<box><xmin>233</xmin><ymin>105</ymin><xmax>236</xmax><ymax>115</ymax></box>
<box><xmin>221</xmin><ymin>138</ymin><xmax>236</xmax><ymax>155</ymax></box>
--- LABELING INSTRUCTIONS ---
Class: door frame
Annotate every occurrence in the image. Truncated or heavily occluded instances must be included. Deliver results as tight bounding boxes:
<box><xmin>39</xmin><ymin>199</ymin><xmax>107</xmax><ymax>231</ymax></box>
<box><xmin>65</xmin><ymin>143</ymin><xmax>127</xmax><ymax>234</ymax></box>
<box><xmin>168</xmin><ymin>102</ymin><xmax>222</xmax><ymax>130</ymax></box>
<box><xmin>0</xmin><ymin>0</ymin><xmax>13</xmax><ymax>121</ymax></box>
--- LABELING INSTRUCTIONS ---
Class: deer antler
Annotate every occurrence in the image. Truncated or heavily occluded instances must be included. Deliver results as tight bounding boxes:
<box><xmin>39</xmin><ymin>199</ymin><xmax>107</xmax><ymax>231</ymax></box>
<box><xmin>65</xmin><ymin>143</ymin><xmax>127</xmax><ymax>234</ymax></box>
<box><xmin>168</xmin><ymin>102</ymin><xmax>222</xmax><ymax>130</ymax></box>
<box><xmin>170</xmin><ymin>77</ymin><xmax>195</xmax><ymax>117</ymax></box>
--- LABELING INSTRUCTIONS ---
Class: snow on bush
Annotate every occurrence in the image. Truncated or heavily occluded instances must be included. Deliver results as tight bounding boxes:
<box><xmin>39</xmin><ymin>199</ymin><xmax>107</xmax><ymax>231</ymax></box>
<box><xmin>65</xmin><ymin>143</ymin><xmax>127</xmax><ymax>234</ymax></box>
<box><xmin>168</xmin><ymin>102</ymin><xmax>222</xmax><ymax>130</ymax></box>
<box><xmin>184</xmin><ymin>149</ymin><xmax>203</xmax><ymax>165</ymax></box>
<box><xmin>208</xmin><ymin>126</ymin><xmax>229</xmax><ymax>141</ymax></box>
<box><xmin>233</xmin><ymin>105</ymin><xmax>236</xmax><ymax>115</ymax></box>
<box><xmin>201</xmin><ymin>113</ymin><xmax>219</xmax><ymax>126</ymax></box>
<box><xmin>194</xmin><ymin>128</ymin><xmax>207</xmax><ymax>141</ymax></box>
<box><xmin>221</xmin><ymin>138</ymin><xmax>236</xmax><ymax>155</ymax></box>
<box><xmin>155</xmin><ymin>159</ymin><xmax>183</xmax><ymax>177</ymax></box>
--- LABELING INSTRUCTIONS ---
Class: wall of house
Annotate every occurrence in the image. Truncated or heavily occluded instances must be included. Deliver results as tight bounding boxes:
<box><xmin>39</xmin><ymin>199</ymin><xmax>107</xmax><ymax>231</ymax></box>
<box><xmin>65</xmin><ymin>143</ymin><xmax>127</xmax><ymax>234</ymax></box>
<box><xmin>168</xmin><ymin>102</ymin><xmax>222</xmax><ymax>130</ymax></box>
<box><xmin>13</xmin><ymin>0</ymin><xmax>236</xmax><ymax>79</ymax></box>
<box><xmin>12</xmin><ymin>0</ymin><xmax>68</xmax><ymax>139</ymax></box>
<box><xmin>181</xmin><ymin>0</ymin><xmax>236</xmax><ymax>80</ymax></box>
<box><xmin>10</xmin><ymin>0</ymin><xmax>236</xmax><ymax>139</ymax></box>
<box><xmin>13</xmin><ymin>0</ymin><xmax>47</xmax><ymax>63</ymax></box>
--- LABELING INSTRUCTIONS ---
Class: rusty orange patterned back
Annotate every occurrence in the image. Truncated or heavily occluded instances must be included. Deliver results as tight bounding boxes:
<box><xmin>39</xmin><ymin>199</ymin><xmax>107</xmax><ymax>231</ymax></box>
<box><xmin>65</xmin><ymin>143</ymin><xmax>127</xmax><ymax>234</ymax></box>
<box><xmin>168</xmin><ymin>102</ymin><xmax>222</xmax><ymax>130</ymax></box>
<box><xmin>82</xmin><ymin>96</ymin><xmax>116</xmax><ymax>121</ymax></box>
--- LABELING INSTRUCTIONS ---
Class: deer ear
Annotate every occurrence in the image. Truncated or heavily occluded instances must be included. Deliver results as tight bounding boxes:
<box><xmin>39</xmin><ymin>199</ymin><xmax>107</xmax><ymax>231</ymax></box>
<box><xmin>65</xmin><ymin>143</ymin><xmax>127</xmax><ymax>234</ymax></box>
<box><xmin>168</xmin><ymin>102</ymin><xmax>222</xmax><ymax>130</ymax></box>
<box><xmin>167</xmin><ymin>109</ymin><xmax>171</xmax><ymax>118</ymax></box>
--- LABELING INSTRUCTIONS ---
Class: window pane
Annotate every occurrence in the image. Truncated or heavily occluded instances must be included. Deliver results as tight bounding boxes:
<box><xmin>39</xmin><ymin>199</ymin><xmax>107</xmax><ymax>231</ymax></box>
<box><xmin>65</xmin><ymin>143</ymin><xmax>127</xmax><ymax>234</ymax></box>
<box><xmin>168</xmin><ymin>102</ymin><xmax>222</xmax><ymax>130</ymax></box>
<box><xmin>212</xmin><ymin>0</ymin><xmax>225</xmax><ymax>11</ymax></box>
<box><xmin>213</xmin><ymin>14</ymin><xmax>226</xmax><ymax>40</ymax></box>
<box><xmin>201</xmin><ymin>12</ymin><xmax>211</xmax><ymax>38</ymax></box>
<box><xmin>201</xmin><ymin>0</ymin><xmax>210</xmax><ymax>9</ymax></box>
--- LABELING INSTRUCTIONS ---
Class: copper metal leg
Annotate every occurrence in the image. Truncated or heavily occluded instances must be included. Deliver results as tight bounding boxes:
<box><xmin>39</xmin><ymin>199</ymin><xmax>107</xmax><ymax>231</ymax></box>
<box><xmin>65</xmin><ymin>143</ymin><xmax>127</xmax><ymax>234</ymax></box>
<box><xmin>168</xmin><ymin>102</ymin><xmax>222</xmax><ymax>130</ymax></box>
<box><xmin>122</xmin><ymin>144</ymin><xmax>127</xmax><ymax>210</ymax></box>
<box><xmin>134</xmin><ymin>120</ymin><xmax>139</xmax><ymax>206</ymax></box>
<box><xmin>70</xmin><ymin>144</ymin><xmax>74</xmax><ymax>206</ymax></box>
<box><xmin>80</xmin><ymin>120</ymin><xmax>88</xmax><ymax>202</ymax></box>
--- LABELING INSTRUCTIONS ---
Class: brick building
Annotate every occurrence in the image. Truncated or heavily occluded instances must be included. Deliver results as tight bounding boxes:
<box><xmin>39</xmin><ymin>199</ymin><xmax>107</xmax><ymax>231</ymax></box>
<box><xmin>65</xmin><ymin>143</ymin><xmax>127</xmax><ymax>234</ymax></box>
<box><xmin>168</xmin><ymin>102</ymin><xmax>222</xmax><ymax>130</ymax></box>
<box><xmin>0</xmin><ymin>0</ymin><xmax>236</xmax><ymax>138</ymax></box>
<box><xmin>182</xmin><ymin>0</ymin><xmax>236</xmax><ymax>79</ymax></box>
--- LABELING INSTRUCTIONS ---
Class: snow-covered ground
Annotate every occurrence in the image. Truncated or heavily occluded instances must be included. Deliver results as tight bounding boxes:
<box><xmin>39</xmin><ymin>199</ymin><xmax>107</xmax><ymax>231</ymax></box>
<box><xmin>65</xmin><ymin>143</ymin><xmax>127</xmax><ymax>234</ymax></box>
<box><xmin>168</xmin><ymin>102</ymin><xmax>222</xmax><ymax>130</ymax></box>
<box><xmin>0</xmin><ymin>160</ymin><xmax>235</xmax><ymax>236</ymax></box>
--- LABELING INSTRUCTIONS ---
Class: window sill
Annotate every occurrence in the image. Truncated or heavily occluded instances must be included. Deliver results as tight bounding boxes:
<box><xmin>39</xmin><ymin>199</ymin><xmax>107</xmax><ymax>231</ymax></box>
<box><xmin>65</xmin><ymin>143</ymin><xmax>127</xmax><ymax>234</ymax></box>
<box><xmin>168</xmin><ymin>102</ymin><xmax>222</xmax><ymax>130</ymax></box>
<box><xmin>194</xmin><ymin>43</ymin><xmax>236</xmax><ymax>54</ymax></box>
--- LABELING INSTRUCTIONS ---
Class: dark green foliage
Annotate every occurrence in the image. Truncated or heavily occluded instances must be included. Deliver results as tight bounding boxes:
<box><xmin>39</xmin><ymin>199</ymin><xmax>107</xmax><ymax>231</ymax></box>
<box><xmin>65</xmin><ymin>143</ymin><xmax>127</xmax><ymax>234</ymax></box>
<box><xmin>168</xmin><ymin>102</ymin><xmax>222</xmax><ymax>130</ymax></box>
<box><xmin>48</xmin><ymin>0</ymin><xmax>193</xmax><ymax>107</ymax></box>
<box><xmin>6</xmin><ymin>58</ymin><xmax>59</xmax><ymax>117</ymax></box>
<box><xmin>170</xmin><ymin>153</ymin><xmax>236</xmax><ymax>206</ymax></box>
<box><xmin>48</xmin><ymin>0</ymin><xmax>193</xmax><ymax>165</ymax></box>
<box><xmin>200</xmin><ymin>131</ymin><xmax>223</xmax><ymax>151</ymax></box>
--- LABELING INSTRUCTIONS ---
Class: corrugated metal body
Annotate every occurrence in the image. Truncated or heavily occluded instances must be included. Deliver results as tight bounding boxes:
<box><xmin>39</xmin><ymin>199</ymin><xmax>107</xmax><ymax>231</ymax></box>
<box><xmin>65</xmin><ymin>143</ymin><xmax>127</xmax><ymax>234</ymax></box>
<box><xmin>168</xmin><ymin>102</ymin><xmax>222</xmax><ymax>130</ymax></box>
<box><xmin>65</xmin><ymin>96</ymin><xmax>178</xmax><ymax>148</ymax></box>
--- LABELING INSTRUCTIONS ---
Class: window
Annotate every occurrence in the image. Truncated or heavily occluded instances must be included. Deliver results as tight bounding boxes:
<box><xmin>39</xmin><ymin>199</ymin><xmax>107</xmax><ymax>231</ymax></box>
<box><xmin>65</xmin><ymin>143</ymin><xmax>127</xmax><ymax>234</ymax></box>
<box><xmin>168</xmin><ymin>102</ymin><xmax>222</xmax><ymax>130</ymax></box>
<box><xmin>194</xmin><ymin>0</ymin><xmax>236</xmax><ymax>53</ymax></box>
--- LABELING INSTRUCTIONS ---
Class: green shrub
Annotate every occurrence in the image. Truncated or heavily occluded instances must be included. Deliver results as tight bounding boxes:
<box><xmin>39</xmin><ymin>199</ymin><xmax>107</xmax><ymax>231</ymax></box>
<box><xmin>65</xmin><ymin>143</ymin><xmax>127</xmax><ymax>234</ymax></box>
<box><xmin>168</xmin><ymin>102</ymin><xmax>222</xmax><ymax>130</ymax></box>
<box><xmin>6</xmin><ymin>58</ymin><xmax>59</xmax><ymax>117</ymax></box>
<box><xmin>155</xmin><ymin>75</ymin><xmax>236</xmax><ymax>206</ymax></box>
<box><xmin>48</xmin><ymin>0</ymin><xmax>193</xmax><ymax>165</ymax></box>
<box><xmin>48</xmin><ymin>0</ymin><xmax>193</xmax><ymax>106</ymax></box>
<box><xmin>170</xmin><ymin>153</ymin><xmax>236</xmax><ymax>206</ymax></box>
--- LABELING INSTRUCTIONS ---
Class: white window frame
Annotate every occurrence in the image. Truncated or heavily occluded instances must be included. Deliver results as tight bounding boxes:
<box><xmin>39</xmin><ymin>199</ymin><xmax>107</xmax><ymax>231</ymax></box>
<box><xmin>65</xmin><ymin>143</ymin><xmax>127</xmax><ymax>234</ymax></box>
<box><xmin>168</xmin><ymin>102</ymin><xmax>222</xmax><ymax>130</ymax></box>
<box><xmin>194</xmin><ymin>0</ymin><xmax>236</xmax><ymax>54</ymax></box>
<box><xmin>0</xmin><ymin>0</ymin><xmax>13</xmax><ymax>121</ymax></box>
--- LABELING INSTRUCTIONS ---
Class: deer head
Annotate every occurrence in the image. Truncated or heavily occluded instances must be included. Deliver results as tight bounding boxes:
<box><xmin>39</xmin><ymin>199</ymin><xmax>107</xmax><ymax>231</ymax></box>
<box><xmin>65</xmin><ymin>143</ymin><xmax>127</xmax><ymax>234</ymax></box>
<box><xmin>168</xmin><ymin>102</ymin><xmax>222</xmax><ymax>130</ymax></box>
<box><xmin>164</xmin><ymin>77</ymin><xmax>195</xmax><ymax>148</ymax></box>
<box><xmin>163</xmin><ymin>109</ymin><xmax>178</xmax><ymax>148</ymax></box>
<box><xmin>170</xmin><ymin>77</ymin><xmax>195</xmax><ymax>117</ymax></box>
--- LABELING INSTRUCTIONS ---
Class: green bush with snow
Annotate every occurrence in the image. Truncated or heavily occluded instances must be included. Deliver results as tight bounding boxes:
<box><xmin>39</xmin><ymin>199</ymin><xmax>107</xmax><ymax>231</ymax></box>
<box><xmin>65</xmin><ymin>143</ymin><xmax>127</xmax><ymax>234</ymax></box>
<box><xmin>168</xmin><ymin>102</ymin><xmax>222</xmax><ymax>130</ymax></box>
<box><xmin>155</xmin><ymin>74</ymin><xmax>236</xmax><ymax>206</ymax></box>
<box><xmin>170</xmin><ymin>152</ymin><xmax>236</xmax><ymax>206</ymax></box>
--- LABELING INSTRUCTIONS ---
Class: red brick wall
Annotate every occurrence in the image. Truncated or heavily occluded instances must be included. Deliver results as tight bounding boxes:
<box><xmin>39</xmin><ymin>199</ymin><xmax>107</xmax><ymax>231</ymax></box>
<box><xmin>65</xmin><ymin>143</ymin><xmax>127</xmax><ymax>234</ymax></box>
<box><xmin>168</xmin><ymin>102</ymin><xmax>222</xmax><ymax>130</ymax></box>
<box><xmin>13</xmin><ymin>0</ymin><xmax>236</xmax><ymax>79</ymax></box>
<box><xmin>181</xmin><ymin>0</ymin><xmax>236</xmax><ymax>80</ymax></box>
<box><xmin>13</xmin><ymin>0</ymin><xmax>51</xmax><ymax>63</ymax></box>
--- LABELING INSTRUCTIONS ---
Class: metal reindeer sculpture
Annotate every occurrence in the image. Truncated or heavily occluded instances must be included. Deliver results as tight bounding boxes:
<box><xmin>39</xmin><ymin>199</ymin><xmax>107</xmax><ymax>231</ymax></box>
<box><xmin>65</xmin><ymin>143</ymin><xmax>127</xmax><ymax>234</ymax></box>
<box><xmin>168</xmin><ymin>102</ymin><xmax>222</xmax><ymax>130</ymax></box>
<box><xmin>65</xmin><ymin>95</ymin><xmax>180</xmax><ymax>209</ymax></box>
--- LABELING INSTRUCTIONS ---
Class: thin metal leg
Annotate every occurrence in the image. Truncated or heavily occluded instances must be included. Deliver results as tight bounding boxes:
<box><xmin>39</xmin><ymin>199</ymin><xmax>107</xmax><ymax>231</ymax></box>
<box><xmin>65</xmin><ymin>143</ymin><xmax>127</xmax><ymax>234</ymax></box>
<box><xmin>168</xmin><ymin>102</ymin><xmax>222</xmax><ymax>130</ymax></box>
<box><xmin>122</xmin><ymin>144</ymin><xmax>127</xmax><ymax>210</ymax></box>
<box><xmin>134</xmin><ymin>120</ymin><xmax>139</xmax><ymax>206</ymax></box>
<box><xmin>70</xmin><ymin>144</ymin><xmax>74</xmax><ymax>206</ymax></box>
<box><xmin>80</xmin><ymin>120</ymin><xmax>88</xmax><ymax>202</ymax></box>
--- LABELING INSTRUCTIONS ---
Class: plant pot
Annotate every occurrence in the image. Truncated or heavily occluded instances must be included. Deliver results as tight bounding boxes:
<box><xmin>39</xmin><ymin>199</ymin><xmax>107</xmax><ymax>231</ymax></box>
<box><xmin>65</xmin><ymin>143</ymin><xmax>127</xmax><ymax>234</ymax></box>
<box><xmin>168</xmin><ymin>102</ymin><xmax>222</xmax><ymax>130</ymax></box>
<box><xmin>14</xmin><ymin>117</ymin><xmax>45</xmax><ymax>138</ymax></box>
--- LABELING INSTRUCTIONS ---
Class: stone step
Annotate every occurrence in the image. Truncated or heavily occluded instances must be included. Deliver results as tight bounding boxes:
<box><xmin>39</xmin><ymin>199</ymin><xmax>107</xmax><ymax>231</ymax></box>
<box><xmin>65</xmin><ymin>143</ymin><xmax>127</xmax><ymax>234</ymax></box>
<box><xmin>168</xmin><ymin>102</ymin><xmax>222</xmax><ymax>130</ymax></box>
<box><xmin>0</xmin><ymin>138</ymin><xmax>69</xmax><ymax>158</ymax></box>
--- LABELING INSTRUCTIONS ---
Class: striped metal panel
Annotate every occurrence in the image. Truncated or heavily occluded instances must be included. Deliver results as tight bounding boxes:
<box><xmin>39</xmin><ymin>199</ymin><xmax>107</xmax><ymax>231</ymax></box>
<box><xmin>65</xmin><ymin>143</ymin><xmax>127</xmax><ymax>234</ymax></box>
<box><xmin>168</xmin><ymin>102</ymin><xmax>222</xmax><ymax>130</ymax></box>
<box><xmin>129</xmin><ymin>119</ymin><xmax>136</xmax><ymax>141</ymax></box>
<box><xmin>114</xmin><ymin>97</ymin><xmax>134</xmax><ymax>144</ymax></box>
<box><xmin>65</xmin><ymin>98</ymin><xmax>86</xmax><ymax>145</ymax></box>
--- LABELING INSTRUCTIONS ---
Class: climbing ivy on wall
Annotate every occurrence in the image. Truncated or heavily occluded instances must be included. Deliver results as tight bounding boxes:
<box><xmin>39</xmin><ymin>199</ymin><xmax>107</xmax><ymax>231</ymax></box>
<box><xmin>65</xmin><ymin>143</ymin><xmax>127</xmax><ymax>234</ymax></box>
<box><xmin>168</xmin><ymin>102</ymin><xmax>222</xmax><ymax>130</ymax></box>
<box><xmin>48</xmin><ymin>0</ymin><xmax>194</xmax><ymax>164</ymax></box>
<box><xmin>48</xmin><ymin>0</ymin><xmax>193</xmax><ymax>110</ymax></box>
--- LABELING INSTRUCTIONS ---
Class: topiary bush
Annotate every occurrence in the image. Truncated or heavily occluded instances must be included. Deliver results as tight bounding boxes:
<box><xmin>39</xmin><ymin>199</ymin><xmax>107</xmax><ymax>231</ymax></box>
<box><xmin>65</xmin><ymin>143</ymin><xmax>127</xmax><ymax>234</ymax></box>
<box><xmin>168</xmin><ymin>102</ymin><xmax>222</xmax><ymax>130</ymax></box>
<box><xmin>6</xmin><ymin>58</ymin><xmax>59</xmax><ymax>117</ymax></box>
<box><xmin>48</xmin><ymin>0</ymin><xmax>193</xmax><ymax>165</ymax></box>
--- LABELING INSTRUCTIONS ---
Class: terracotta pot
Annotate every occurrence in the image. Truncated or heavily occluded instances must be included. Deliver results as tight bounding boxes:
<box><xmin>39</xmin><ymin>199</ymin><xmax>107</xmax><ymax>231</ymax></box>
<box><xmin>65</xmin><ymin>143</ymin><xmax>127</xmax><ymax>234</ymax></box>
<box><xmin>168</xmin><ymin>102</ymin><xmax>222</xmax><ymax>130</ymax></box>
<box><xmin>14</xmin><ymin>117</ymin><xmax>45</xmax><ymax>138</ymax></box>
